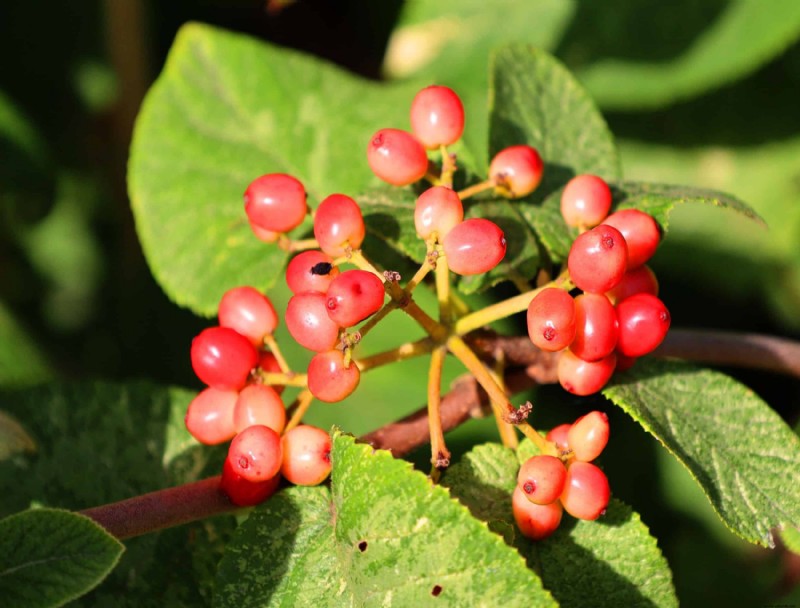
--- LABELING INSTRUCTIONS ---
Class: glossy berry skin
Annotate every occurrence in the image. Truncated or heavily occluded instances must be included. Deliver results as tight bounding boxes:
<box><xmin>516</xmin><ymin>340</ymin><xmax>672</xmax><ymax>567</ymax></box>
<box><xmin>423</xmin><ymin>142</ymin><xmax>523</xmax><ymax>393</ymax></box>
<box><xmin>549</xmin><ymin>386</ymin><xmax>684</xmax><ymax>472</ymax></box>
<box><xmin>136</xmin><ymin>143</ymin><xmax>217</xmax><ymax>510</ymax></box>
<box><xmin>313</xmin><ymin>194</ymin><xmax>366</xmax><ymax>257</ymax></box>
<box><xmin>567</xmin><ymin>225</ymin><xmax>628</xmax><ymax>293</ymax></box>
<box><xmin>233</xmin><ymin>384</ymin><xmax>286</xmax><ymax>434</ymax></box>
<box><xmin>367</xmin><ymin>128</ymin><xmax>429</xmax><ymax>186</ymax></box>
<box><xmin>442</xmin><ymin>218</ymin><xmax>506</xmax><ymax>276</ymax></box>
<box><xmin>561</xmin><ymin>461</ymin><xmax>610</xmax><ymax>521</ymax></box>
<box><xmin>325</xmin><ymin>270</ymin><xmax>385</xmax><ymax>327</ymax></box>
<box><xmin>512</xmin><ymin>486</ymin><xmax>563</xmax><ymax>541</ymax></box>
<box><xmin>184</xmin><ymin>388</ymin><xmax>238</xmax><ymax>445</ymax></box>
<box><xmin>218</xmin><ymin>286</ymin><xmax>279</xmax><ymax>347</ymax></box>
<box><xmin>286</xmin><ymin>250</ymin><xmax>340</xmax><ymax>294</ymax></box>
<box><xmin>570</xmin><ymin>293</ymin><xmax>619</xmax><ymax>362</ymax></box>
<box><xmin>517</xmin><ymin>455</ymin><xmax>567</xmax><ymax>505</ymax></box>
<box><xmin>285</xmin><ymin>292</ymin><xmax>341</xmax><ymax>352</ymax></box>
<box><xmin>558</xmin><ymin>350</ymin><xmax>616</xmax><ymax>396</ymax></box>
<box><xmin>191</xmin><ymin>326</ymin><xmax>259</xmax><ymax>390</ymax></box>
<box><xmin>546</xmin><ymin>423</ymin><xmax>572</xmax><ymax>453</ymax></box>
<box><xmin>567</xmin><ymin>411</ymin><xmax>610</xmax><ymax>463</ymax></box>
<box><xmin>616</xmin><ymin>293</ymin><xmax>671</xmax><ymax>357</ymax></box>
<box><xmin>244</xmin><ymin>173</ymin><xmax>307</xmax><ymax>233</ymax></box>
<box><xmin>606</xmin><ymin>265</ymin><xmax>659</xmax><ymax>305</ymax></box>
<box><xmin>220</xmin><ymin>458</ymin><xmax>281</xmax><ymax>507</ymax></box>
<box><xmin>307</xmin><ymin>349</ymin><xmax>360</xmax><ymax>403</ymax></box>
<box><xmin>488</xmin><ymin>145</ymin><xmax>544</xmax><ymax>198</ymax></box>
<box><xmin>603</xmin><ymin>209</ymin><xmax>660</xmax><ymax>269</ymax></box>
<box><xmin>560</xmin><ymin>175</ymin><xmax>612</xmax><ymax>228</ymax></box>
<box><xmin>414</xmin><ymin>186</ymin><xmax>464</xmax><ymax>240</ymax></box>
<box><xmin>226</xmin><ymin>424</ymin><xmax>282</xmax><ymax>482</ymax></box>
<box><xmin>409</xmin><ymin>85</ymin><xmax>465</xmax><ymax>149</ymax></box>
<box><xmin>527</xmin><ymin>288</ymin><xmax>577</xmax><ymax>352</ymax></box>
<box><xmin>280</xmin><ymin>425</ymin><xmax>332</xmax><ymax>486</ymax></box>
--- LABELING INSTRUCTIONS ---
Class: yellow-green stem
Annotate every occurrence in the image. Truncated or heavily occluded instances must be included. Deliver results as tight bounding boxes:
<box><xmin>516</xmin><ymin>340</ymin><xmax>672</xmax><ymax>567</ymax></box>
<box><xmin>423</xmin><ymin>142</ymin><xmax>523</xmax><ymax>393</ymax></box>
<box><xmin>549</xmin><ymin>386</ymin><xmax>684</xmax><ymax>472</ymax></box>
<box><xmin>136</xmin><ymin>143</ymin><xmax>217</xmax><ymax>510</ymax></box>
<box><xmin>356</xmin><ymin>301</ymin><xmax>397</xmax><ymax>341</ymax></box>
<box><xmin>356</xmin><ymin>338</ymin><xmax>434</xmax><ymax>372</ymax></box>
<box><xmin>406</xmin><ymin>260</ymin><xmax>434</xmax><ymax>293</ymax></box>
<box><xmin>439</xmin><ymin>145</ymin><xmax>456</xmax><ymax>188</ymax></box>
<box><xmin>427</xmin><ymin>346</ymin><xmax>450</xmax><ymax>472</ymax></box>
<box><xmin>348</xmin><ymin>249</ymin><xmax>385</xmax><ymax>279</ymax></box>
<box><xmin>489</xmin><ymin>351</ymin><xmax>518</xmax><ymax>449</ymax></box>
<box><xmin>284</xmin><ymin>390</ymin><xmax>314</xmax><ymax>433</ymax></box>
<box><xmin>263</xmin><ymin>334</ymin><xmax>291</xmax><ymax>374</ymax></box>
<box><xmin>435</xmin><ymin>254</ymin><xmax>452</xmax><ymax>324</ymax></box>
<box><xmin>261</xmin><ymin>372</ymin><xmax>307</xmax><ymax>387</ymax></box>
<box><xmin>457</xmin><ymin>179</ymin><xmax>495</xmax><ymax>201</ymax></box>
<box><xmin>518</xmin><ymin>421</ymin><xmax>553</xmax><ymax>455</ymax></box>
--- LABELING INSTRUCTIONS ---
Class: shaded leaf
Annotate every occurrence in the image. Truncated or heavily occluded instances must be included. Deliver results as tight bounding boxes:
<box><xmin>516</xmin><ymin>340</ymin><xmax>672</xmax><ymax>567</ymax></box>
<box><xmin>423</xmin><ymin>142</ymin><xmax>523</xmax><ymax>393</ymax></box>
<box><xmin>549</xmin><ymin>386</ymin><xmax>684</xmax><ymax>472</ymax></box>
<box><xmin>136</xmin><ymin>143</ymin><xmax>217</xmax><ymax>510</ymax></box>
<box><xmin>0</xmin><ymin>301</ymin><xmax>51</xmax><ymax>387</ymax></box>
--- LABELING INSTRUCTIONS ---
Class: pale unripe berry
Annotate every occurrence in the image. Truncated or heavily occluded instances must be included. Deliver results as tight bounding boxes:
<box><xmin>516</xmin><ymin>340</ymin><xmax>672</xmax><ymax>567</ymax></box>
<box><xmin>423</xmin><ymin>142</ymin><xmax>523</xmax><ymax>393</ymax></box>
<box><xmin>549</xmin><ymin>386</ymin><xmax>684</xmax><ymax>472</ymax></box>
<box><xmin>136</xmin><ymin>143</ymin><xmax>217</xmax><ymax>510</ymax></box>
<box><xmin>218</xmin><ymin>286</ymin><xmax>279</xmax><ymax>347</ymax></box>
<box><xmin>603</xmin><ymin>209</ymin><xmax>661</xmax><ymax>269</ymax></box>
<box><xmin>313</xmin><ymin>194</ymin><xmax>366</xmax><ymax>257</ymax></box>
<box><xmin>281</xmin><ymin>425</ymin><xmax>332</xmax><ymax>486</ymax></box>
<box><xmin>442</xmin><ymin>218</ymin><xmax>507</xmax><ymax>275</ymax></box>
<box><xmin>546</xmin><ymin>423</ymin><xmax>572</xmax><ymax>453</ymax></box>
<box><xmin>307</xmin><ymin>349</ymin><xmax>360</xmax><ymax>403</ymax></box>
<box><xmin>567</xmin><ymin>225</ymin><xmax>628</xmax><ymax>293</ymax></box>
<box><xmin>567</xmin><ymin>411</ymin><xmax>610</xmax><ymax>462</ymax></box>
<box><xmin>185</xmin><ymin>388</ymin><xmax>238</xmax><ymax>445</ymax></box>
<box><xmin>489</xmin><ymin>145</ymin><xmax>544</xmax><ymax>198</ymax></box>
<box><xmin>560</xmin><ymin>175</ymin><xmax>612</xmax><ymax>228</ymax></box>
<box><xmin>527</xmin><ymin>288</ymin><xmax>576</xmax><ymax>352</ymax></box>
<box><xmin>233</xmin><ymin>384</ymin><xmax>286</xmax><ymax>434</ymax></box>
<box><xmin>226</xmin><ymin>424</ymin><xmax>283</xmax><ymax>482</ymax></box>
<box><xmin>367</xmin><ymin>128</ymin><xmax>429</xmax><ymax>186</ymax></box>
<box><xmin>244</xmin><ymin>173</ymin><xmax>307</xmax><ymax>233</ymax></box>
<box><xmin>409</xmin><ymin>85</ymin><xmax>465</xmax><ymax>149</ymax></box>
<box><xmin>561</xmin><ymin>461</ymin><xmax>610</xmax><ymax>520</ymax></box>
<box><xmin>517</xmin><ymin>455</ymin><xmax>567</xmax><ymax>505</ymax></box>
<box><xmin>286</xmin><ymin>250</ymin><xmax>340</xmax><ymax>295</ymax></box>
<box><xmin>325</xmin><ymin>270</ymin><xmax>385</xmax><ymax>328</ymax></box>
<box><xmin>512</xmin><ymin>486</ymin><xmax>563</xmax><ymax>541</ymax></box>
<box><xmin>285</xmin><ymin>292</ymin><xmax>341</xmax><ymax>352</ymax></box>
<box><xmin>414</xmin><ymin>186</ymin><xmax>464</xmax><ymax>240</ymax></box>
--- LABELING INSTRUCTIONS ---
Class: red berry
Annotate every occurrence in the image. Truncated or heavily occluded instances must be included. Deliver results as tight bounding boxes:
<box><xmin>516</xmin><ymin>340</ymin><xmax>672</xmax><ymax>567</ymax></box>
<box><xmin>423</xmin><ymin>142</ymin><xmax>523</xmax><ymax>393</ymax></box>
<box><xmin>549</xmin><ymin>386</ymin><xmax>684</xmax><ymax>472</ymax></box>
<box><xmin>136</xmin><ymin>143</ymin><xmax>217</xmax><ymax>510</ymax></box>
<box><xmin>280</xmin><ymin>425</ymin><xmax>332</xmax><ymax>486</ymax></box>
<box><xmin>615</xmin><ymin>354</ymin><xmax>637</xmax><ymax>373</ymax></box>
<box><xmin>190</xmin><ymin>326</ymin><xmax>259</xmax><ymax>390</ymax></box>
<box><xmin>286</xmin><ymin>250</ymin><xmax>340</xmax><ymax>294</ymax></box>
<box><xmin>226</xmin><ymin>424</ymin><xmax>282</xmax><ymax>482</ymax></box>
<box><xmin>325</xmin><ymin>270</ymin><xmax>385</xmax><ymax>328</ymax></box>
<box><xmin>442</xmin><ymin>218</ymin><xmax>506</xmax><ymax>276</ymax></box>
<box><xmin>527</xmin><ymin>288</ymin><xmax>576</xmax><ymax>352</ymax></box>
<box><xmin>233</xmin><ymin>384</ymin><xmax>286</xmax><ymax>434</ymax></box>
<box><xmin>307</xmin><ymin>349</ymin><xmax>360</xmax><ymax>403</ymax></box>
<box><xmin>218</xmin><ymin>286</ymin><xmax>279</xmax><ymax>347</ymax></box>
<box><xmin>615</xmin><ymin>293</ymin><xmax>671</xmax><ymax>357</ymax></box>
<box><xmin>606</xmin><ymin>265</ymin><xmax>659</xmax><ymax>305</ymax></box>
<box><xmin>313</xmin><ymin>194</ymin><xmax>366</xmax><ymax>257</ymax></box>
<box><xmin>220</xmin><ymin>457</ymin><xmax>280</xmax><ymax>507</ymax></box>
<box><xmin>557</xmin><ymin>350</ymin><xmax>616</xmax><ymax>396</ymax></box>
<box><xmin>414</xmin><ymin>186</ymin><xmax>464</xmax><ymax>240</ymax></box>
<box><xmin>570</xmin><ymin>293</ymin><xmax>618</xmax><ymax>362</ymax></box>
<box><xmin>248</xmin><ymin>219</ymin><xmax>280</xmax><ymax>243</ymax></box>
<box><xmin>367</xmin><ymin>128</ymin><xmax>429</xmax><ymax>186</ymax></box>
<box><xmin>603</xmin><ymin>209</ymin><xmax>661</xmax><ymax>269</ymax></box>
<box><xmin>567</xmin><ymin>411</ymin><xmax>610</xmax><ymax>462</ymax></box>
<box><xmin>546</xmin><ymin>423</ymin><xmax>572</xmax><ymax>453</ymax></box>
<box><xmin>489</xmin><ymin>145</ymin><xmax>544</xmax><ymax>198</ymax></box>
<box><xmin>244</xmin><ymin>173</ymin><xmax>307</xmax><ymax>233</ymax></box>
<box><xmin>567</xmin><ymin>225</ymin><xmax>628</xmax><ymax>293</ymax></box>
<box><xmin>409</xmin><ymin>85</ymin><xmax>465</xmax><ymax>149</ymax></box>
<box><xmin>512</xmin><ymin>486</ymin><xmax>562</xmax><ymax>541</ymax></box>
<box><xmin>257</xmin><ymin>351</ymin><xmax>284</xmax><ymax>394</ymax></box>
<box><xmin>517</xmin><ymin>455</ymin><xmax>567</xmax><ymax>505</ymax></box>
<box><xmin>285</xmin><ymin>292</ymin><xmax>341</xmax><ymax>352</ymax></box>
<box><xmin>184</xmin><ymin>388</ymin><xmax>238</xmax><ymax>445</ymax></box>
<box><xmin>560</xmin><ymin>461</ymin><xmax>610</xmax><ymax>520</ymax></box>
<box><xmin>560</xmin><ymin>175</ymin><xmax>612</xmax><ymax>228</ymax></box>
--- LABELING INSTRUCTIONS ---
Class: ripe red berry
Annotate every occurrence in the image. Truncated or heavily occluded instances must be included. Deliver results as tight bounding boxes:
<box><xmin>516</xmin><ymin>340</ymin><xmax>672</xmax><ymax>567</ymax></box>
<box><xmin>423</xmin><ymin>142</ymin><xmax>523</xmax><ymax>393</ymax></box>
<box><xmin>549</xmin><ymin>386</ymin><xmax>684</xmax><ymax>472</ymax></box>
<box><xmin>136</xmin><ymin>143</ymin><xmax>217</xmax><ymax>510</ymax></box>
<box><xmin>442</xmin><ymin>218</ymin><xmax>506</xmax><ymax>275</ymax></box>
<box><xmin>567</xmin><ymin>411</ymin><xmax>610</xmax><ymax>463</ymax></box>
<box><xmin>226</xmin><ymin>424</ymin><xmax>282</xmax><ymax>482</ymax></box>
<box><xmin>570</xmin><ymin>293</ymin><xmax>619</xmax><ymax>362</ymax></box>
<box><xmin>512</xmin><ymin>486</ymin><xmax>563</xmax><ymax>541</ymax></box>
<box><xmin>527</xmin><ymin>288</ymin><xmax>576</xmax><ymax>352</ymax></box>
<box><xmin>560</xmin><ymin>461</ymin><xmax>610</xmax><ymax>521</ymax></box>
<box><xmin>184</xmin><ymin>388</ymin><xmax>238</xmax><ymax>445</ymax></box>
<box><xmin>605</xmin><ymin>265</ymin><xmax>659</xmax><ymax>305</ymax></box>
<box><xmin>280</xmin><ymin>425</ymin><xmax>332</xmax><ymax>486</ymax></box>
<box><xmin>488</xmin><ymin>145</ymin><xmax>544</xmax><ymax>198</ymax></box>
<box><xmin>286</xmin><ymin>250</ymin><xmax>340</xmax><ymax>294</ymax></box>
<box><xmin>285</xmin><ymin>291</ymin><xmax>341</xmax><ymax>352</ymax></box>
<box><xmin>367</xmin><ymin>128</ymin><xmax>429</xmax><ymax>186</ymax></box>
<box><xmin>307</xmin><ymin>349</ymin><xmax>360</xmax><ymax>403</ymax></box>
<box><xmin>325</xmin><ymin>270</ymin><xmax>385</xmax><ymax>328</ymax></box>
<box><xmin>603</xmin><ymin>209</ymin><xmax>661</xmax><ymax>269</ymax></box>
<box><xmin>557</xmin><ymin>350</ymin><xmax>616</xmax><ymax>396</ymax></box>
<box><xmin>220</xmin><ymin>458</ymin><xmax>281</xmax><ymax>507</ymax></box>
<box><xmin>546</xmin><ymin>423</ymin><xmax>572</xmax><ymax>453</ymax></box>
<box><xmin>567</xmin><ymin>225</ymin><xmax>628</xmax><ymax>293</ymax></box>
<box><xmin>313</xmin><ymin>194</ymin><xmax>366</xmax><ymax>257</ymax></box>
<box><xmin>244</xmin><ymin>173</ymin><xmax>307</xmax><ymax>233</ymax></box>
<box><xmin>517</xmin><ymin>455</ymin><xmax>567</xmax><ymax>505</ymax></box>
<box><xmin>414</xmin><ymin>186</ymin><xmax>464</xmax><ymax>240</ymax></box>
<box><xmin>409</xmin><ymin>85</ymin><xmax>465</xmax><ymax>149</ymax></box>
<box><xmin>615</xmin><ymin>293</ymin><xmax>671</xmax><ymax>357</ymax></box>
<box><xmin>615</xmin><ymin>354</ymin><xmax>637</xmax><ymax>373</ymax></box>
<box><xmin>233</xmin><ymin>384</ymin><xmax>286</xmax><ymax>434</ymax></box>
<box><xmin>560</xmin><ymin>175</ymin><xmax>612</xmax><ymax>228</ymax></box>
<box><xmin>218</xmin><ymin>286</ymin><xmax>279</xmax><ymax>347</ymax></box>
<box><xmin>190</xmin><ymin>326</ymin><xmax>259</xmax><ymax>390</ymax></box>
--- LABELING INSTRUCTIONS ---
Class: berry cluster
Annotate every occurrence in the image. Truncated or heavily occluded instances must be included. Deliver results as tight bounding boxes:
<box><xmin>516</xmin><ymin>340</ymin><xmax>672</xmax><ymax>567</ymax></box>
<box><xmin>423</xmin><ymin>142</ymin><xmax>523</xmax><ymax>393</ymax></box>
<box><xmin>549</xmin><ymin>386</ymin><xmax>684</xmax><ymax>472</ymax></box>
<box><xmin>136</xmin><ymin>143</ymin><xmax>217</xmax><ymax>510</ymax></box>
<box><xmin>513</xmin><ymin>411</ymin><xmax>611</xmax><ymax>540</ymax></box>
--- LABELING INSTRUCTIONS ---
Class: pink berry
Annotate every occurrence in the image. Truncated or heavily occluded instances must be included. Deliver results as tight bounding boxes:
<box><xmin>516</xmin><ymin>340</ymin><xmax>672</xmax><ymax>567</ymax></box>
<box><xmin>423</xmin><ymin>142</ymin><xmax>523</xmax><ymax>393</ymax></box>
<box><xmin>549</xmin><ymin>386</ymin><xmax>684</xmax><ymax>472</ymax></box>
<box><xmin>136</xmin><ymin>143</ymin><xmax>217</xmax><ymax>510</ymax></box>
<box><xmin>442</xmin><ymin>218</ymin><xmax>506</xmax><ymax>276</ymax></box>
<box><xmin>280</xmin><ymin>425</ymin><xmax>332</xmax><ymax>486</ymax></box>
<box><xmin>244</xmin><ymin>173</ymin><xmax>307</xmax><ymax>233</ymax></box>
<box><xmin>414</xmin><ymin>186</ymin><xmax>464</xmax><ymax>240</ymax></box>
<box><xmin>603</xmin><ymin>209</ymin><xmax>661</xmax><ymax>269</ymax></box>
<box><xmin>615</xmin><ymin>293</ymin><xmax>671</xmax><ymax>357</ymax></box>
<box><xmin>560</xmin><ymin>175</ymin><xmax>612</xmax><ymax>228</ymax></box>
<box><xmin>257</xmin><ymin>351</ymin><xmax>284</xmax><ymax>394</ymax></box>
<box><xmin>367</xmin><ymin>128</ymin><xmax>429</xmax><ymax>186</ymax></box>
<box><xmin>409</xmin><ymin>85</ymin><xmax>465</xmax><ymax>149</ymax></box>
<box><xmin>313</xmin><ymin>194</ymin><xmax>366</xmax><ymax>257</ymax></box>
<box><xmin>557</xmin><ymin>350</ymin><xmax>616</xmax><ymax>396</ymax></box>
<box><xmin>567</xmin><ymin>225</ymin><xmax>628</xmax><ymax>293</ymax></box>
<box><xmin>570</xmin><ymin>293</ymin><xmax>618</xmax><ymax>362</ymax></box>
<box><xmin>526</xmin><ymin>288</ymin><xmax>576</xmax><ymax>352</ymax></box>
<box><xmin>307</xmin><ymin>349</ymin><xmax>360</xmax><ymax>403</ymax></box>
<box><xmin>325</xmin><ymin>270</ymin><xmax>385</xmax><ymax>328</ymax></box>
<box><xmin>605</xmin><ymin>265</ymin><xmax>659</xmax><ymax>305</ymax></box>
<box><xmin>226</xmin><ymin>424</ymin><xmax>282</xmax><ymax>482</ymax></box>
<box><xmin>560</xmin><ymin>461</ymin><xmax>610</xmax><ymax>521</ymax></box>
<box><xmin>517</xmin><ymin>455</ymin><xmax>567</xmax><ymax>505</ymax></box>
<box><xmin>489</xmin><ymin>145</ymin><xmax>544</xmax><ymax>198</ymax></box>
<box><xmin>546</xmin><ymin>424</ymin><xmax>572</xmax><ymax>453</ymax></box>
<box><xmin>220</xmin><ymin>457</ymin><xmax>280</xmax><ymax>507</ymax></box>
<box><xmin>512</xmin><ymin>486</ymin><xmax>563</xmax><ymax>541</ymax></box>
<box><xmin>567</xmin><ymin>411</ymin><xmax>610</xmax><ymax>463</ymax></box>
<box><xmin>190</xmin><ymin>326</ymin><xmax>259</xmax><ymax>390</ymax></box>
<box><xmin>285</xmin><ymin>291</ymin><xmax>341</xmax><ymax>352</ymax></box>
<box><xmin>233</xmin><ymin>384</ymin><xmax>286</xmax><ymax>434</ymax></box>
<box><xmin>248</xmin><ymin>219</ymin><xmax>280</xmax><ymax>243</ymax></box>
<box><xmin>286</xmin><ymin>250</ymin><xmax>340</xmax><ymax>294</ymax></box>
<box><xmin>218</xmin><ymin>286</ymin><xmax>279</xmax><ymax>347</ymax></box>
<box><xmin>184</xmin><ymin>388</ymin><xmax>238</xmax><ymax>445</ymax></box>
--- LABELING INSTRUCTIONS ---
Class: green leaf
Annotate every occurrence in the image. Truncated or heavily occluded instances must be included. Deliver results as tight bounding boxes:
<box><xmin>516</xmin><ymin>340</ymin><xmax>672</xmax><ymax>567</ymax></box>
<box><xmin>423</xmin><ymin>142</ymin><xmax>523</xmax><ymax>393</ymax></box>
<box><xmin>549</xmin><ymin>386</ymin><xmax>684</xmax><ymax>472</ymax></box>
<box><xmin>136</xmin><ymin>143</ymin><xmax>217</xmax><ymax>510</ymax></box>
<box><xmin>0</xmin><ymin>508</ymin><xmax>124</xmax><ymax>608</ymax></box>
<box><xmin>0</xmin><ymin>301</ymin><xmax>51</xmax><ymax>387</ymax></box>
<box><xmin>578</xmin><ymin>0</ymin><xmax>800</xmax><ymax>109</ymax></box>
<box><xmin>604</xmin><ymin>359</ymin><xmax>800</xmax><ymax>547</ymax></box>
<box><xmin>444</xmin><ymin>443</ymin><xmax>678</xmax><ymax>608</ymax></box>
<box><xmin>215</xmin><ymin>431</ymin><xmax>556</xmax><ymax>607</ymax></box>
<box><xmin>358</xmin><ymin>187</ymin><xmax>427</xmax><ymax>264</ymax></box>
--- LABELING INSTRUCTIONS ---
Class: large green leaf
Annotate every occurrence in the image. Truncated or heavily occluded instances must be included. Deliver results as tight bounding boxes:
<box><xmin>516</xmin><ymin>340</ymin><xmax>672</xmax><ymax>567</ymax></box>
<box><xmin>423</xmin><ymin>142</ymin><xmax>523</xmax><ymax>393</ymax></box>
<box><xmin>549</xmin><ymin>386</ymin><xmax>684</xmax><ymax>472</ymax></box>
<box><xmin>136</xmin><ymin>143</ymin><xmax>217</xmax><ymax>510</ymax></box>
<box><xmin>215</xmin><ymin>431</ymin><xmax>556</xmax><ymax>607</ymax></box>
<box><xmin>443</xmin><ymin>443</ymin><xmax>677</xmax><ymax>608</ymax></box>
<box><xmin>0</xmin><ymin>508</ymin><xmax>123</xmax><ymax>608</ymax></box>
<box><xmin>604</xmin><ymin>359</ymin><xmax>800</xmax><ymax>547</ymax></box>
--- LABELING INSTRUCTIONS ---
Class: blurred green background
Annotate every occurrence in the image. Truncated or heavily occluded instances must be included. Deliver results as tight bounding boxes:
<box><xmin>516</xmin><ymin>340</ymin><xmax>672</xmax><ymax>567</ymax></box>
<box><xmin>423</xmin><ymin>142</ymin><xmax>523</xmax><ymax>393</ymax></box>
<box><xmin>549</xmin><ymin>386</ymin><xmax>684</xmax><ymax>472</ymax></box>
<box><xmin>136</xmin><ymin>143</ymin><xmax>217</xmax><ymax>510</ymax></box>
<box><xmin>2</xmin><ymin>0</ymin><xmax>799</xmax><ymax>605</ymax></box>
